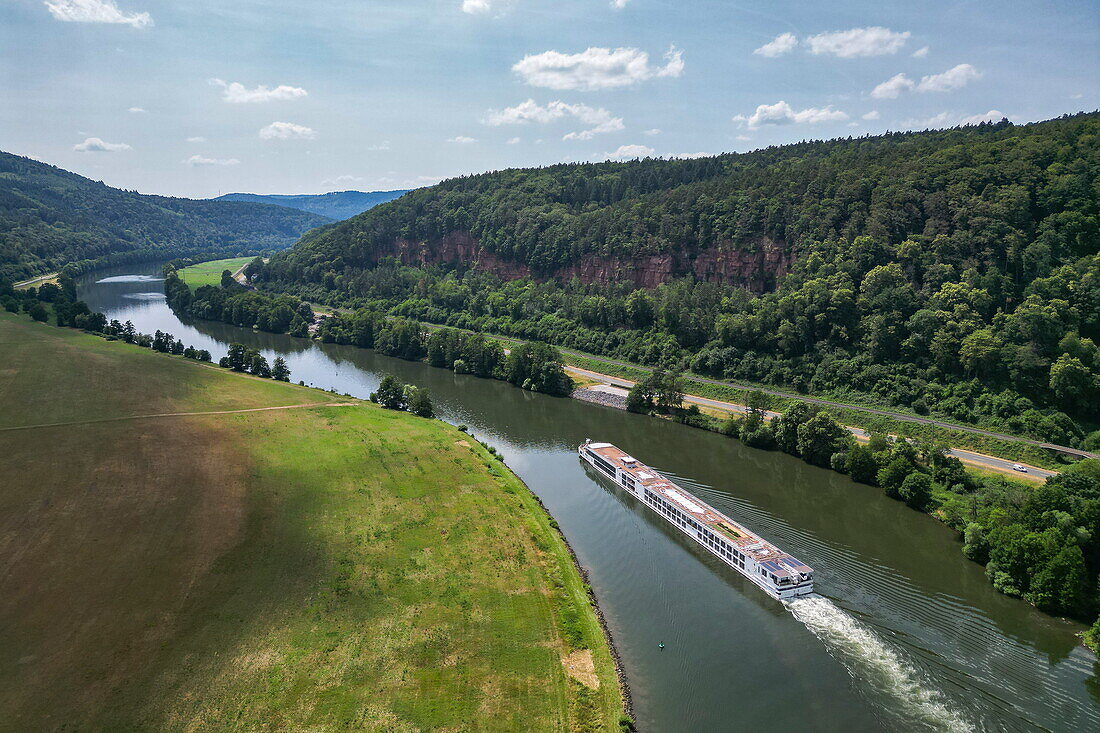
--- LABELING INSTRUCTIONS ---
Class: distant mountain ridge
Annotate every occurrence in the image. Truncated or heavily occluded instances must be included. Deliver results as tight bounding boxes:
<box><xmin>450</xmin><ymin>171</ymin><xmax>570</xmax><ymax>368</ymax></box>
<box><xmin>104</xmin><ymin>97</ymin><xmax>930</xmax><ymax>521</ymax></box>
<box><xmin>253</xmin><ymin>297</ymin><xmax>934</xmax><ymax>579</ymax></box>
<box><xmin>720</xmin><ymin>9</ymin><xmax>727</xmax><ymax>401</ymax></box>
<box><xmin>214</xmin><ymin>189</ymin><xmax>410</xmax><ymax>221</ymax></box>
<box><xmin>0</xmin><ymin>151</ymin><xmax>332</xmax><ymax>282</ymax></box>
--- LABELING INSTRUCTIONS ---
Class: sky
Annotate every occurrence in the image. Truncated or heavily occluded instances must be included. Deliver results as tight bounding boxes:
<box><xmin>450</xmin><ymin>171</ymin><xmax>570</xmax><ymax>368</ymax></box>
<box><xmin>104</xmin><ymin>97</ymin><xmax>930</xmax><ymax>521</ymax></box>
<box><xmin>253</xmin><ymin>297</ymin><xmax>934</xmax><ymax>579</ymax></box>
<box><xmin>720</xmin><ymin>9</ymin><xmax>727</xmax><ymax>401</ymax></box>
<box><xmin>1</xmin><ymin>0</ymin><xmax>1097</xmax><ymax>199</ymax></box>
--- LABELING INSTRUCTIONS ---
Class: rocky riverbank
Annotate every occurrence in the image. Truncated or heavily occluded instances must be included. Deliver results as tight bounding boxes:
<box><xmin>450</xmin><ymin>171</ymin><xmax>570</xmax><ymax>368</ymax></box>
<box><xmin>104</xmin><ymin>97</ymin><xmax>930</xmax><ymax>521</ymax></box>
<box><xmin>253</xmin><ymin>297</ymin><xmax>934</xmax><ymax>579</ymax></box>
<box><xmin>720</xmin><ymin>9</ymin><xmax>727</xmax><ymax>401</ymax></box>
<box><xmin>572</xmin><ymin>386</ymin><xmax>628</xmax><ymax>411</ymax></box>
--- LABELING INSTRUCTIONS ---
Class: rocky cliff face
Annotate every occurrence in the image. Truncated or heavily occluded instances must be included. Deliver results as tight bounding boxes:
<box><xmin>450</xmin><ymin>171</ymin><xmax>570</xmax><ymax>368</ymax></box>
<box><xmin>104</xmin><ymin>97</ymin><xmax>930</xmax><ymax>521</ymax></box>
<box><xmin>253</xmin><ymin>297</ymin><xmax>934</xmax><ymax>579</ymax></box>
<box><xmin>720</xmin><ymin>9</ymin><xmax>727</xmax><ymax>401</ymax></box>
<box><xmin>374</xmin><ymin>231</ymin><xmax>793</xmax><ymax>292</ymax></box>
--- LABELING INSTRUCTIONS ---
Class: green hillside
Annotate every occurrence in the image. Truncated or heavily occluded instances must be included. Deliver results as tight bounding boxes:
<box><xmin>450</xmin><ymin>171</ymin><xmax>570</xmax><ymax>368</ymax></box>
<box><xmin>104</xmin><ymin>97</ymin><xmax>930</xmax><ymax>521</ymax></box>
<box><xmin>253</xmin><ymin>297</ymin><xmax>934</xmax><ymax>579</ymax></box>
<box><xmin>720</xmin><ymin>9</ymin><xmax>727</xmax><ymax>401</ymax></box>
<box><xmin>0</xmin><ymin>151</ymin><xmax>332</xmax><ymax>282</ymax></box>
<box><xmin>257</xmin><ymin>114</ymin><xmax>1099</xmax><ymax>446</ymax></box>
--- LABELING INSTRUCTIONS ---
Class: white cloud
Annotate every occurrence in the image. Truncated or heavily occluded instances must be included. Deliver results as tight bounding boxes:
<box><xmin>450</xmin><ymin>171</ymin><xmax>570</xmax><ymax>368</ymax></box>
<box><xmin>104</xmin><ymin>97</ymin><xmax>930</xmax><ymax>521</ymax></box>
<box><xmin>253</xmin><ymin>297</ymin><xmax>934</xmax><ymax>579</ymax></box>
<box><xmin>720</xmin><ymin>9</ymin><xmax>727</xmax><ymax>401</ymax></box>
<box><xmin>485</xmin><ymin>99</ymin><xmax>624</xmax><ymax>140</ymax></box>
<box><xmin>259</xmin><ymin>121</ymin><xmax>315</xmax><ymax>139</ymax></box>
<box><xmin>870</xmin><ymin>73</ymin><xmax>914</xmax><ymax>99</ymax></box>
<box><xmin>127</xmin><ymin>106</ymin><xmax>146</xmax><ymax>113</ymax></box>
<box><xmin>911</xmin><ymin>45</ymin><xmax>929</xmax><ymax>58</ymax></box>
<box><xmin>1070</xmin><ymin>93</ymin><xmax>1083</xmax><ymax>99</ymax></box>
<box><xmin>733</xmin><ymin>101</ymin><xmax>848</xmax><ymax>129</ymax></box>
<box><xmin>805</xmin><ymin>27</ymin><xmax>909</xmax><ymax>58</ymax></box>
<box><xmin>367</xmin><ymin>140</ymin><xmax>391</xmax><ymax>151</ymax></box>
<box><xmin>900</xmin><ymin>110</ymin><xmax>1008</xmax><ymax>129</ymax></box>
<box><xmin>754</xmin><ymin>32</ymin><xmax>797</xmax><ymax>58</ymax></box>
<box><xmin>736</xmin><ymin>135</ymin><xmax>751</xmax><ymax>141</ymax></box>
<box><xmin>870</xmin><ymin>64</ymin><xmax>980</xmax><ymax>99</ymax></box>
<box><xmin>862</xmin><ymin>110</ymin><xmax>880</xmax><ymax>120</ymax></box>
<box><xmin>643</xmin><ymin>128</ymin><xmax>661</xmax><ymax>136</ymax></box>
<box><xmin>73</xmin><ymin>136</ymin><xmax>131</xmax><ymax>152</ymax></box>
<box><xmin>610</xmin><ymin>0</ymin><xmax>630</xmax><ymax>7</ymax></box>
<box><xmin>211</xmin><ymin>79</ymin><xmax>307</xmax><ymax>104</ymax></box>
<box><xmin>916</xmin><ymin>63</ymin><xmax>981</xmax><ymax>93</ymax></box>
<box><xmin>322</xmin><ymin>174</ymin><xmax>364</xmax><ymax>187</ymax></box>
<box><xmin>563</xmin><ymin>120</ymin><xmax>624</xmax><ymax>141</ymax></box>
<box><xmin>44</xmin><ymin>0</ymin><xmax>152</xmax><ymax>29</ymax></box>
<box><xmin>462</xmin><ymin>0</ymin><xmax>491</xmax><ymax>14</ymax></box>
<box><xmin>513</xmin><ymin>45</ymin><xmax>684</xmax><ymax>91</ymax></box>
<box><xmin>184</xmin><ymin>154</ymin><xmax>239</xmax><ymax>167</ymax></box>
<box><xmin>447</xmin><ymin>135</ymin><xmax>477</xmax><ymax>144</ymax></box>
<box><xmin>185</xmin><ymin>136</ymin><xmax>206</xmax><ymax>143</ymax></box>
<box><xmin>901</xmin><ymin>111</ymin><xmax>955</xmax><ymax>129</ymax></box>
<box><xmin>506</xmin><ymin>137</ymin><xmax>521</xmax><ymax>144</ymax></box>
<box><xmin>959</xmin><ymin>109</ymin><xmax>1008</xmax><ymax>125</ymax></box>
<box><xmin>605</xmin><ymin>144</ymin><xmax>654</xmax><ymax>159</ymax></box>
<box><xmin>673</xmin><ymin>152</ymin><xmax>712</xmax><ymax>159</ymax></box>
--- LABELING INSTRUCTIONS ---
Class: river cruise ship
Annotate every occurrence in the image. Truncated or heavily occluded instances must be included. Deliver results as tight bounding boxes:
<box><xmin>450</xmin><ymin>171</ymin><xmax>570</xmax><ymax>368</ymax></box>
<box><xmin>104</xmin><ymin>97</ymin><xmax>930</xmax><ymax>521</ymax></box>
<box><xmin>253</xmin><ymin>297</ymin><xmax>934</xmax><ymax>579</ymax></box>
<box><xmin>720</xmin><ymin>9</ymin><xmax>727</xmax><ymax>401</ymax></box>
<box><xmin>579</xmin><ymin>440</ymin><xmax>814</xmax><ymax>600</ymax></box>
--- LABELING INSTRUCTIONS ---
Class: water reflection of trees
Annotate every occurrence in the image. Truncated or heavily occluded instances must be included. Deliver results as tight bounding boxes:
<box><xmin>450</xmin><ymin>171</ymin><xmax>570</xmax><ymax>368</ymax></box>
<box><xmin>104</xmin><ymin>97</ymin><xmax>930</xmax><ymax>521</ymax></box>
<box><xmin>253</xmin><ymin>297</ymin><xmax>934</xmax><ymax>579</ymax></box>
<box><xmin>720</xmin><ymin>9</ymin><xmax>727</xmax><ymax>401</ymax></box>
<box><xmin>180</xmin><ymin>315</ymin><xmax>318</xmax><ymax>356</ymax></box>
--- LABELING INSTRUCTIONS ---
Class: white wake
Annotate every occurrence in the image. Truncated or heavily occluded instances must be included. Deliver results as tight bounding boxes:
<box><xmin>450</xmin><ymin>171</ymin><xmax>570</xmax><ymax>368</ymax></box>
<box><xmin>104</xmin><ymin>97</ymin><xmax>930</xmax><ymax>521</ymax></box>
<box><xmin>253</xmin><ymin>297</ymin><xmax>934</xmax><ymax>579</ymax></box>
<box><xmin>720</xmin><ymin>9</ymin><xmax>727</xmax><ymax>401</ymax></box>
<box><xmin>787</xmin><ymin>595</ymin><xmax>973</xmax><ymax>732</ymax></box>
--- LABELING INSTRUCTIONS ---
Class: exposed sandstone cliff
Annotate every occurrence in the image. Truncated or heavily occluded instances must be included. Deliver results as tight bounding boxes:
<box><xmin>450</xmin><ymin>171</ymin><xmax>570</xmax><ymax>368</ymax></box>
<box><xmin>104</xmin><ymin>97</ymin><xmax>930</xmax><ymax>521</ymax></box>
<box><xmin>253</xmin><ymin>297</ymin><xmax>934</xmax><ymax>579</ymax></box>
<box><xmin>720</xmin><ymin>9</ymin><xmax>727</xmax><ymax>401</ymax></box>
<box><xmin>374</xmin><ymin>231</ymin><xmax>793</xmax><ymax>292</ymax></box>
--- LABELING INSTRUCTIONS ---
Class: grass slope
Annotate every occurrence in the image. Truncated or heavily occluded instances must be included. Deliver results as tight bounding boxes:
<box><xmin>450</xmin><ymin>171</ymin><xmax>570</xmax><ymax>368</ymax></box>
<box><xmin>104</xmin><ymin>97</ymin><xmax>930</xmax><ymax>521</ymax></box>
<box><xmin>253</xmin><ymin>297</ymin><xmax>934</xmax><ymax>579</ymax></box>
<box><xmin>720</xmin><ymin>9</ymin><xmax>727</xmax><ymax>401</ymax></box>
<box><xmin>0</xmin><ymin>312</ymin><xmax>624</xmax><ymax>731</ymax></box>
<box><xmin>177</xmin><ymin>256</ymin><xmax>255</xmax><ymax>289</ymax></box>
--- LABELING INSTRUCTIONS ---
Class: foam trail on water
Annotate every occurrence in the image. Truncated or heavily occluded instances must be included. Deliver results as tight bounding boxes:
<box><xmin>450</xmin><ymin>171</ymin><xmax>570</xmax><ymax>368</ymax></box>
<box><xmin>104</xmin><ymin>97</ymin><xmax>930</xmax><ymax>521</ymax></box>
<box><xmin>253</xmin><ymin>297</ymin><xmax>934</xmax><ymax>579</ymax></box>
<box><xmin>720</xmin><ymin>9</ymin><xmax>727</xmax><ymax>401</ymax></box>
<box><xmin>788</xmin><ymin>595</ymin><xmax>972</xmax><ymax>732</ymax></box>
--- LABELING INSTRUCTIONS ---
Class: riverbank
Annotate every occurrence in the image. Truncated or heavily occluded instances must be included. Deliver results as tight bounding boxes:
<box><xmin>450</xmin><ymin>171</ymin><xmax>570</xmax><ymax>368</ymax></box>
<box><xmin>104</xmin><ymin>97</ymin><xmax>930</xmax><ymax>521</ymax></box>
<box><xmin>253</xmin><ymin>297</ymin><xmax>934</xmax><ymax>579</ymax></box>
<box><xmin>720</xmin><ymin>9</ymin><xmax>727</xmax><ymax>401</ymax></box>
<box><xmin>180</xmin><ymin>257</ymin><xmax>1092</xmax><ymax>471</ymax></box>
<box><xmin>0</xmin><ymin>310</ymin><xmax>627</xmax><ymax>731</ymax></box>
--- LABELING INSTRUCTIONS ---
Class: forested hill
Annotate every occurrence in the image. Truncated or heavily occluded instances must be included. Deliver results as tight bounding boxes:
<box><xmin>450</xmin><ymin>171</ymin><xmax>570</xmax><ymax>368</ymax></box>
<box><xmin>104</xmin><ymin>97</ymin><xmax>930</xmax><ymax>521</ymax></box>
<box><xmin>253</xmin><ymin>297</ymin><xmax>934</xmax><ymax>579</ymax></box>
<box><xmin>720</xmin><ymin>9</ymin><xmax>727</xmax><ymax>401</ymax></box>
<box><xmin>261</xmin><ymin>114</ymin><xmax>1099</xmax><ymax>443</ymax></box>
<box><xmin>0</xmin><ymin>151</ymin><xmax>332</xmax><ymax>282</ymax></box>
<box><xmin>214</xmin><ymin>189</ymin><xmax>410</xmax><ymax>221</ymax></box>
<box><xmin>271</xmin><ymin>113</ymin><xmax>1097</xmax><ymax>289</ymax></box>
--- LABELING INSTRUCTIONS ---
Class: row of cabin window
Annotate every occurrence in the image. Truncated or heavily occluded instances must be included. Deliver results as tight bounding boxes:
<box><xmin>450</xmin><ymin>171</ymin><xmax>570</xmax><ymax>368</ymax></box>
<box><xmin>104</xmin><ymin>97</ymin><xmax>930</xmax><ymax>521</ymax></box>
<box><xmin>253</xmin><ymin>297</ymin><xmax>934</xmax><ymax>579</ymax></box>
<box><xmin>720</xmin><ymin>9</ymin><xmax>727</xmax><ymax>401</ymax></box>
<box><xmin>643</xmin><ymin>489</ymin><xmax>749</xmax><ymax>565</ymax></box>
<box><xmin>640</xmin><ymin>486</ymin><xmax>799</xmax><ymax>586</ymax></box>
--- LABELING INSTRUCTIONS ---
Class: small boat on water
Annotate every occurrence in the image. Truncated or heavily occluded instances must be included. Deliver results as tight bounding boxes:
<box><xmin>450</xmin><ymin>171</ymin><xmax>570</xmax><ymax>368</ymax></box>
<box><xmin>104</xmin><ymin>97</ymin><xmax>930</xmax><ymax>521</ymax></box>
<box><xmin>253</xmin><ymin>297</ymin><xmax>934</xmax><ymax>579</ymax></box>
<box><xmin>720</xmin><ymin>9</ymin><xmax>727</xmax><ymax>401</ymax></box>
<box><xmin>579</xmin><ymin>440</ymin><xmax>814</xmax><ymax>601</ymax></box>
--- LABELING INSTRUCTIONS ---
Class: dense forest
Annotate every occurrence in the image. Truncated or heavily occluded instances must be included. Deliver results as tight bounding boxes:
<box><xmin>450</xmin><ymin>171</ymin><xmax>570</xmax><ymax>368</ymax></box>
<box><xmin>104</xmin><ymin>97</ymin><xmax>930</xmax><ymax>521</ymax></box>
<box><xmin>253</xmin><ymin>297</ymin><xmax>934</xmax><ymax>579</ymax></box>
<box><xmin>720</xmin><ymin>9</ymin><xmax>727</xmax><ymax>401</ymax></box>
<box><xmin>259</xmin><ymin>114</ymin><xmax>1100</xmax><ymax>446</ymax></box>
<box><xmin>0</xmin><ymin>151</ymin><xmax>332</xmax><ymax>282</ymax></box>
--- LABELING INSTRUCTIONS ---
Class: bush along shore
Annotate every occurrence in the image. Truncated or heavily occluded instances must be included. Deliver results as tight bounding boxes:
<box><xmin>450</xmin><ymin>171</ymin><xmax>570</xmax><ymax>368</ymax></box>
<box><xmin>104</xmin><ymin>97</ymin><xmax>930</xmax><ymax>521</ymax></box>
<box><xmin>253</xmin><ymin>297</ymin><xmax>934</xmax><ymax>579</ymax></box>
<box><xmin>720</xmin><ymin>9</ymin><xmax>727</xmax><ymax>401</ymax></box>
<box><xmin>608</xmin><ymin>370</ymin><xmax>1100</xmax><ymax>644</ymax></box>
<box><xmin>157</xmin><ymin>262</ymin><xmax>1100</xmax><ymax>644</ymax></box>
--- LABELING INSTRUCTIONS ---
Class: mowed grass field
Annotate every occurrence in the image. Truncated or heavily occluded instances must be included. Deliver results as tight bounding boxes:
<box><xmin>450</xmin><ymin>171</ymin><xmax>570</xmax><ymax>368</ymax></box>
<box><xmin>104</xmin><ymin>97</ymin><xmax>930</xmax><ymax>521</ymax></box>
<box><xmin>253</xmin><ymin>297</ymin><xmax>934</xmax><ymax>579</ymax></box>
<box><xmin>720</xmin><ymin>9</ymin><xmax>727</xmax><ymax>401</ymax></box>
<box><xmin>0</xmin><ymin>312</ymin><xmax>625</xmax><ymax>731</ymax></box>
<box><xmin>177</xmin><ymin>256</ymin><xmax>255</xmax><ymax>288</ymax></box>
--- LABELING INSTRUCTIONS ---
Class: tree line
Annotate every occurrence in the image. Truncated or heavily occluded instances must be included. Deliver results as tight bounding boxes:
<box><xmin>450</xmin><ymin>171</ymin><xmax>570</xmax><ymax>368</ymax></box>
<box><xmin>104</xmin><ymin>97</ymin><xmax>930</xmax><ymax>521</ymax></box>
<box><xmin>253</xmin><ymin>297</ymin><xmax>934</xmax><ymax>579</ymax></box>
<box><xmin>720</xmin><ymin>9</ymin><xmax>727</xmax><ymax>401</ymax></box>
<box><xmin>370</xmin><ymin>375</ymin><xmax>434</xmax><ymax>417</ymax></box>
<box><xmin>163</xmin><ymin>265</ymin><xmax>573</xmax><ymax>397</ymax></box>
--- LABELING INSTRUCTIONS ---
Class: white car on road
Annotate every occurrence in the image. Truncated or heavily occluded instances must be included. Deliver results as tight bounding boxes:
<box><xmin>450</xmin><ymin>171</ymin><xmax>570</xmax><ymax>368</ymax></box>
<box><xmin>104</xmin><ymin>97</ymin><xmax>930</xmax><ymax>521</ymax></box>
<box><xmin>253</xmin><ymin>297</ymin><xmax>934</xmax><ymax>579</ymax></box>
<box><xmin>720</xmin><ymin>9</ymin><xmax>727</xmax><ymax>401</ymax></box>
<box><xmin>1012</xmin><ymin>464</ymin><xmax>1028</xmax><ymax>473</ymax></box>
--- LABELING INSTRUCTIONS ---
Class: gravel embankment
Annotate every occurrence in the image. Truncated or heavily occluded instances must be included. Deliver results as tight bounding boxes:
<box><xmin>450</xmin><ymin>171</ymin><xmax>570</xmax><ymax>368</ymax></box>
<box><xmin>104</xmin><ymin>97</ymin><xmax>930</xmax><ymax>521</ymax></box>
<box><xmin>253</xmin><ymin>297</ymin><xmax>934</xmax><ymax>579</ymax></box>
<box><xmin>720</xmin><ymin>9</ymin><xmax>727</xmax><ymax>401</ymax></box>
<box><xmin>572</xmin><ymin>387</ymin><xmax>627</xmax><ymax>411</ymax></box>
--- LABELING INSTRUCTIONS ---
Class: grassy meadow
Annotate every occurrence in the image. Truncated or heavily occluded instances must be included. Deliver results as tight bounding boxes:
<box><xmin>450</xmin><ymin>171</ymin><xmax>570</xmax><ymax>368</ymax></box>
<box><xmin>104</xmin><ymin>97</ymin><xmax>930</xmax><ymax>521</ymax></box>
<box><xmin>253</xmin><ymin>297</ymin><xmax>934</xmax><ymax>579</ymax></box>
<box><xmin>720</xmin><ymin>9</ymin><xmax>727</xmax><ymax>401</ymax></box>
<box><xmin>0</xmin><ymin>312</ymin><xmax>625</xmax><ymax>731</ymax></box>
<box><xmin>177</xmin><ymin>256</ymin><xmax>255</xmax><ymax>288</ymax></box>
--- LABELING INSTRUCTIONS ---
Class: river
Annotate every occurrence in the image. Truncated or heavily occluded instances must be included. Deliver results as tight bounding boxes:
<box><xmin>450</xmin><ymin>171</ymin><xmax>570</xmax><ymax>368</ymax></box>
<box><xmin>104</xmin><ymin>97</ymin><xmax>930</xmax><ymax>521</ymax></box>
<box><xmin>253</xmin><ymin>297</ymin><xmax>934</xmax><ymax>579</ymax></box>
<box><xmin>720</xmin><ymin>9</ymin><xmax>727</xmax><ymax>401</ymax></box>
<box><xmin>79</xmin><ymin>264</ymin><xmax>1100</xmax><ymax>732</ymax></box>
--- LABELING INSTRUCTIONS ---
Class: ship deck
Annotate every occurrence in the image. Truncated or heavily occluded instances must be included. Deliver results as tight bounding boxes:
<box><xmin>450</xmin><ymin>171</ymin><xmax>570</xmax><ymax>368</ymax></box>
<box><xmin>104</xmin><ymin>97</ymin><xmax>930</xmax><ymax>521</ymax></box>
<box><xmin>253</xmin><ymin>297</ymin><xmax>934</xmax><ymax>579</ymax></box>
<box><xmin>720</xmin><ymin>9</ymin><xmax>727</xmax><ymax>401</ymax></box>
<box><xmin>586</xmin><ymin>442</ymin><xmax>813</xmax><ymax>581</ymax></box>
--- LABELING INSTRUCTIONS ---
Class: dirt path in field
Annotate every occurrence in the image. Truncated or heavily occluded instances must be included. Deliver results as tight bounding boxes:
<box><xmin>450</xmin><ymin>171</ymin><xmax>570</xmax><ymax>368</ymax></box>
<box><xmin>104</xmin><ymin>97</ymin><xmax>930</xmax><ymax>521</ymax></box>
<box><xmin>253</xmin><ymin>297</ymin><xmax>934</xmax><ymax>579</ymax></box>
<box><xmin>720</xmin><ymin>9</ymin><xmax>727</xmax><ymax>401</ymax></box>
<box><xmin>0</xmin><ymin>402</ymin><xmax>359</xmax><ymax>432</ymax></box>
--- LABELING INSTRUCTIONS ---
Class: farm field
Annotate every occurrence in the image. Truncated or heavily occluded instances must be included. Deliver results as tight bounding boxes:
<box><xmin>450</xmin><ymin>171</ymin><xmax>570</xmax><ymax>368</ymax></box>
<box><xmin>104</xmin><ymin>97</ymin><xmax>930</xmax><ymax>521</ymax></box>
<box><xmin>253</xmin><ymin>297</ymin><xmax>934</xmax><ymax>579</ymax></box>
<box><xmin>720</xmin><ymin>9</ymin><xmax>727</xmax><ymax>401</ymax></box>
<box><xmin>0</xmin><ymin>312</ymin><xmax>624</xmax><ymax>731</ymax></box>
<box><xmin>176</xmin><ymin>256</ymin><xmax>255</xmax><ymax>288</ymax></box>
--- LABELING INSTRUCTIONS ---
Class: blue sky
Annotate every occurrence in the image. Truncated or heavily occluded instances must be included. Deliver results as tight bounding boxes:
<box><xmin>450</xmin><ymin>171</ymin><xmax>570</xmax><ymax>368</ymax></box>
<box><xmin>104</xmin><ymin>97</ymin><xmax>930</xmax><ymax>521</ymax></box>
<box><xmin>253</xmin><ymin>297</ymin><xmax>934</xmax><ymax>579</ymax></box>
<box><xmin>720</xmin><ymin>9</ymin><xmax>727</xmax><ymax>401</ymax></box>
<box><xmin>2</xmin><ymin>0</ymin><xmax>1096</xmax><ymax>198</ymax></box>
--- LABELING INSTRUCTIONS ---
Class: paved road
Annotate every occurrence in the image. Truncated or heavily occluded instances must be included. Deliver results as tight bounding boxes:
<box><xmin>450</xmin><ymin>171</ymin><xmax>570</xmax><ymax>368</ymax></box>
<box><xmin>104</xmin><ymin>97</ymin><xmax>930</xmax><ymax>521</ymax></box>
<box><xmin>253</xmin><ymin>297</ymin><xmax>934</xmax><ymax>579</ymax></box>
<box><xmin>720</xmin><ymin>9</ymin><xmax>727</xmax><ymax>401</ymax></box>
<box><xmin>13</xmin><ymin>272</ymin><xmax>59</xmax><ymax>289</ymax></box>
<box><xmin>570</xmin><ymin>368</ymin><xmax>1054</xmax><ymax>481</ymax></box>
<box><xmin>561</xmin><ymin>348</ymin><xmax>1096</xmax><ymax>461</ymax></box>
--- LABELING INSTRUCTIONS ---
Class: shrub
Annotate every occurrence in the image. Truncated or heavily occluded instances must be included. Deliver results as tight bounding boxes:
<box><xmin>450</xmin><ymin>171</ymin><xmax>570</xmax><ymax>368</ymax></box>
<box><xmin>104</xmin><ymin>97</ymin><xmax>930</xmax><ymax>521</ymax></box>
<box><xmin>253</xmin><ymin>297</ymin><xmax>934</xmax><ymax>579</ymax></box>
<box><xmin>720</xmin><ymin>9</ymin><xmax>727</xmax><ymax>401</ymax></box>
<box><xmin>899</xmin><ymin>471</ymin><xmax>933</xmax><ymax>509</ymax></box>
<box><xmin>962</xmin><ymin>523</ymin><xmax>989</xmax><ymax>564</ymax></box>
<box><xmin>407</xmin><ymin>386</ymin><xmax>434</xmax><ymax>418</ymax></box>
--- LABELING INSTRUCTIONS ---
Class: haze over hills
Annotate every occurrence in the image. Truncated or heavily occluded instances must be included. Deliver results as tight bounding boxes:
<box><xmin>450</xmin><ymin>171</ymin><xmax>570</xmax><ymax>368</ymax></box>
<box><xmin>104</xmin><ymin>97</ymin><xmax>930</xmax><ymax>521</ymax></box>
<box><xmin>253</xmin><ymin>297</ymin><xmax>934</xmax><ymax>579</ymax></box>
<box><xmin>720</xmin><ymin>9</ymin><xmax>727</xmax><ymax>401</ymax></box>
<box><xmin>0</xmin><ymin>151</ymin><xmax>332</xmax><ymax>282</ymax></box>
<box><xmin>214</xmin><ymin>190</ymin><xmax>411</xmax><ymax>221</ymax></box>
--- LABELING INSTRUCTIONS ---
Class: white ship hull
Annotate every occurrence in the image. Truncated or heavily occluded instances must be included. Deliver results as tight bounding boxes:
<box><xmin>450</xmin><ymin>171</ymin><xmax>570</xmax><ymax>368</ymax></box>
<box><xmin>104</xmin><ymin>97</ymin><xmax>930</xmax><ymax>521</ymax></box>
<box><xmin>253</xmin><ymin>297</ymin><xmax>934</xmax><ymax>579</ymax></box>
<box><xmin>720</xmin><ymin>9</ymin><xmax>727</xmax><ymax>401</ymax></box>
<box><xmin>580</xmin><ymin>441</ymin><xmax>814</xmax><ymax>601</ymax></box>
